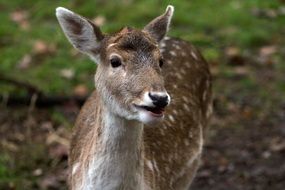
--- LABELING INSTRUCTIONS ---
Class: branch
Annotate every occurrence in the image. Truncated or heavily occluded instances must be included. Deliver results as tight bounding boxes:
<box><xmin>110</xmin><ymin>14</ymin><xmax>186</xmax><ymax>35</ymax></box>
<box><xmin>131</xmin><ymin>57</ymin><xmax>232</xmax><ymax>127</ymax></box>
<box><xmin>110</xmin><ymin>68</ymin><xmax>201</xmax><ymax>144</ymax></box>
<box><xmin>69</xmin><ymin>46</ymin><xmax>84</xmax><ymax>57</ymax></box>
<box><xmin>0</xmin><ymin>75</ymin><xmax>43</xmax><ymax>96</ymax></box>
<box><xmin>1</xmin><ymin>94</ymin><xmax>87</xmax><ymax>107</ymax></box>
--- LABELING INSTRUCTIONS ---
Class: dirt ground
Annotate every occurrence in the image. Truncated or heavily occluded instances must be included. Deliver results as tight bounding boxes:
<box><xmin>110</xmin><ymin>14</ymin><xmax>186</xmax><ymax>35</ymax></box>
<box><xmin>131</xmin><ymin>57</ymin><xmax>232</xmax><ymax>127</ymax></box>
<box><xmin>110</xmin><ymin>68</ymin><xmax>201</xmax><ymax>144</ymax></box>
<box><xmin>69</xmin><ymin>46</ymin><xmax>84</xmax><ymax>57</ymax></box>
<box><xmin>0</xmin><ymin>87</ymin><xmax>284</xmax><ymax>190</ymax></box>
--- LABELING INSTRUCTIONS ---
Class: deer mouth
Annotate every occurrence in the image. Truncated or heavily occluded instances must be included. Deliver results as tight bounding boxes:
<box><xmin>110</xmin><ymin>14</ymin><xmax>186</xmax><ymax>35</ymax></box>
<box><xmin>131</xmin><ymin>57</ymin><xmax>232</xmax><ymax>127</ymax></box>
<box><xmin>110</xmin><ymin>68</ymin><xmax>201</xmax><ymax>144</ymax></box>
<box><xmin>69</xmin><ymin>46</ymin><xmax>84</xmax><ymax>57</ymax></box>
<box><xmin>134</xmin><ymin>105</ymin><xmax>165</xmax><ymax>117</ymax></box>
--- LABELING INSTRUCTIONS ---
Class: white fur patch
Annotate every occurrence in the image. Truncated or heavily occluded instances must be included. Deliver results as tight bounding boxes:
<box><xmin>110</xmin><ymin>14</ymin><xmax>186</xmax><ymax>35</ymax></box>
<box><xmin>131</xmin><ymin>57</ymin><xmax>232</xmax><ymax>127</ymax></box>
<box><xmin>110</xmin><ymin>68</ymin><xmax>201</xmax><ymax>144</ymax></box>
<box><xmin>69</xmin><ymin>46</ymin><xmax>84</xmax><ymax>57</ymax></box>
<box><xmin>81</xmin><ymin>112</ymin><xmax>144</xmax><ymax>189</ymax></box>
<box><xmin>107</xmin><ymin>43</ymin><xmax>116</xmax><ymax>49</ymax></box>
<box><xmin>72</xmin><ymin>162</ymin><xmax>80</xmax><ymax>175</ymax></box>
<box><xmin>138</xmin><ymin>110</ymin><xmax>164</xmax><ymax>125</ymax></box>
<box><xmin>142</xmin><ymin>92</ymin><xmax>155</xmax><ymax>107</ymax></box>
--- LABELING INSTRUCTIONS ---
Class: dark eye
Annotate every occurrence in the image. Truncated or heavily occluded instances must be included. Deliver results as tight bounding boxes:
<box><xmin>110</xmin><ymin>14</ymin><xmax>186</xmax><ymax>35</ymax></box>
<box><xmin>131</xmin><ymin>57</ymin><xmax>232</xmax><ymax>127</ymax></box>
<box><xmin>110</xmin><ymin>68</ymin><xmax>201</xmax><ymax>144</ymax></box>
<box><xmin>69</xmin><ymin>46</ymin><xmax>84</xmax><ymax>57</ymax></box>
<box><xmin>110</xmin><ymin>57</ymin><xmax>122</xmax><ymax>68</ymax></box>
<box><xmin>159</xmin><ymin>59</ymin><xmax>164</xmax><ymax>68</ymax></box>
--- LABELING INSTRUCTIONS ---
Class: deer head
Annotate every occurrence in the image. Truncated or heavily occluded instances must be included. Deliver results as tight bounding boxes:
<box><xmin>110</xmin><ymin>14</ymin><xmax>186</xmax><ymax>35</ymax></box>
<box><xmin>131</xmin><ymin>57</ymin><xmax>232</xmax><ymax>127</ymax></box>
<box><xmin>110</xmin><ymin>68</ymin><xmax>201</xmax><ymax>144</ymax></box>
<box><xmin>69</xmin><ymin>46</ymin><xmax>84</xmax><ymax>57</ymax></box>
<box><xmin>56</xmin><ymin>6</ymin><xmax>174</xmax><ymax>124</ymax></box>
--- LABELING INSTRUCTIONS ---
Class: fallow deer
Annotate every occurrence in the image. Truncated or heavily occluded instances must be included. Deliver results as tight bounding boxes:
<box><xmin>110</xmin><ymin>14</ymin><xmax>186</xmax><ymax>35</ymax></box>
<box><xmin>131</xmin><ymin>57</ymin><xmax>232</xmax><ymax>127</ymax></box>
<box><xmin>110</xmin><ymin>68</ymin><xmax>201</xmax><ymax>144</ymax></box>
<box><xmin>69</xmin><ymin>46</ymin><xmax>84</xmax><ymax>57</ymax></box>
<box><xmin>56</xmin><ymin>5</ymin><xmax>212</xmax><ymax>190</ymax></box>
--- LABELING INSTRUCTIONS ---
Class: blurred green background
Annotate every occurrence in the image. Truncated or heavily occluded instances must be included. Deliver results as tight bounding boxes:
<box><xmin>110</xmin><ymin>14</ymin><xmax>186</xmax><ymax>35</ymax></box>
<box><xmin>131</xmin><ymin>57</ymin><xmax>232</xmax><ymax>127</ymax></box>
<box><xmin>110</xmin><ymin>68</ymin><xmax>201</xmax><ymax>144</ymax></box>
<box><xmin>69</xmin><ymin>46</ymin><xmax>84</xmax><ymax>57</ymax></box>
<box><xmin>0</xmin><ymin>0</ymin><xmax>284</xmax><ymax>189</ymax></box>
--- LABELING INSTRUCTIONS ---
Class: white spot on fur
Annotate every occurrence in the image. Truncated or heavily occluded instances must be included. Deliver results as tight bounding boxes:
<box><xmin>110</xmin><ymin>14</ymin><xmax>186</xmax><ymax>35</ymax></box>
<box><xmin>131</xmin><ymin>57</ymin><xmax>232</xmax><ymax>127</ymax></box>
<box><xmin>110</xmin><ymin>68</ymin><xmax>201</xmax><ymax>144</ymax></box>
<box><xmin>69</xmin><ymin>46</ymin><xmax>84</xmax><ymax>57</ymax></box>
<box><xmin>183</xmin><ymin>103</ymin><xmax>190</xmax><ymax>112</ymax></box>
<box><xmin>146</xmin><ymin>160</ymin><xmax>154</xmax><ymax>171</ymax></box>
<box><xmin>191</xmin><ymin>51</ymin><xmax>198</xmax><ymax>60</ymax></box>
<box><xmin>153</xmin><ymin>160</ymin><xmax>159</xmax><ymax>172</ymax></box>
<box><xmin>180</xmin><ymin>69</ymin><xmax>186</xmax><ymax>75</ymax></box>
<box><xmin>174</xmin><ymin>142</ymin><xmax>178</xmax><ymax>148</ymax></box>
<box><xmin>72</xmin><ymin>162</ymin><xmax>80</xmax><ymax>175</ymax></box>
<box><xmin>206</xmin><ymin>103</ymin><xmax>213</xmax><ymax>118</ymax></box>
<box><xmin>184</xmin><ymin>139</ymin><xmax>190</xmax><ymax>146</ymax></box>
<box><xmin>168</xmin><ymin>114</ymin><xmax>175</xmax><ymax>122</ymax></box>
<box><xmin>185</xmin><ymin>61</ymin><xmax>191</xmax><ymax>68</ymax></box>
<box><xmin>203</xmin><ymin>91</ymin><xmax>207</xmax><ymax>101</ymax></box>
<box><xmin>176</xmin><ymin>73</ymin><xmax>183</xmax><ymax>79</ymax></box>
<box><xmin>170</xmin><ymin>51</ymin><xmax>177</xmax><ymax>56</ymax></box>
<box><xmin>182</xmin><ymin>96</ymin><xmax>188</xmax><ymax>102</ymax></box>
<box><xmin>188</xmin><ymin>131</ymin><xmax>193</xmax><ymax>138</ymax></box>
<box><xmin>165</xmin><ymin>167</ymin><xmax>171</xmax><ymax>174</ymax></box>
<box><xmin>159</xmin><ymin>128</ymin><xmax>165</xmax><ymax>136</ymax></box>
<box><xmin>174</xmin><ymin>44</ymin><xmax>181</xmax><ymax>50</ymax></box>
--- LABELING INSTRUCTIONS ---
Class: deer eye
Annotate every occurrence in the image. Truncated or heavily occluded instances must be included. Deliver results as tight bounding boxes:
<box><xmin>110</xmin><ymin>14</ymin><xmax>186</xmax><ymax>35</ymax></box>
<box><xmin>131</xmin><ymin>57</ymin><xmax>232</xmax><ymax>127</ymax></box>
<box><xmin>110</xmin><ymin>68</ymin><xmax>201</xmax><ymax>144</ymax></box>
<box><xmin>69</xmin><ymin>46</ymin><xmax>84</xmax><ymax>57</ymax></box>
<box><xmin>110</xmin><ymin>57</ymin><xmax>122</xmax><ymax>68</ymax></box>
<box><xmin>159</xmin><ymin>58</ymin><xmax>164</xmax><ymax>68</ymax></box>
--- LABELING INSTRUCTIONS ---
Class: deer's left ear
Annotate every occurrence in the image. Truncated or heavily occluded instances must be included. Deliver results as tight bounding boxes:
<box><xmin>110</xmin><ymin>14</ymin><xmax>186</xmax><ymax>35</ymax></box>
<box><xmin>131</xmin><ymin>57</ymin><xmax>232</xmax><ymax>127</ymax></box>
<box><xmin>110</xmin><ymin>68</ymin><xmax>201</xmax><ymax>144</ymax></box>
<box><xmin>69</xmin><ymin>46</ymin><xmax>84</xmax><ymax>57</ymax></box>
<box><xmin>143</xmin><ymin>5</ymin><xmax>174</xmax><ymax>42</ymax></box>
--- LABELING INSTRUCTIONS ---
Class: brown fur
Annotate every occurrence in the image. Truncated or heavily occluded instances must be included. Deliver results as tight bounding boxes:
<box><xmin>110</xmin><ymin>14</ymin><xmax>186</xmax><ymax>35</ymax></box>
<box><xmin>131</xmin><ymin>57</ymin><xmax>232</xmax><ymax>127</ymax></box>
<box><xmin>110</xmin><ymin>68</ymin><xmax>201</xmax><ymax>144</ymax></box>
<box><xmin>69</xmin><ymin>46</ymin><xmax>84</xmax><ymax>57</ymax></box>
<box><xmin>56</xmin><ymin>6</ymin><xmax>212</xmax><ymax>190</ymax></box>
<box><xmin>69</xmin><ymin>36</ymin><xmax>211</xmax><ymax>189</ymax></box>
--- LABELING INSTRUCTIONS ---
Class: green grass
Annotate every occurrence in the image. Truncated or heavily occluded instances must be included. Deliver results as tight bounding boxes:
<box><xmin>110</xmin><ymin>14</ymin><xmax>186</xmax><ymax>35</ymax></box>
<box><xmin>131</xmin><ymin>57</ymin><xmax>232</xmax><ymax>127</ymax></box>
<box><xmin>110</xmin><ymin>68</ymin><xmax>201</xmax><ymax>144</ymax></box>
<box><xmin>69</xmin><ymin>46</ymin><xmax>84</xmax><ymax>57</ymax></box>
<box><xmin>0</xmin><ymin>0</ymin><xmax>284</xmax><ymax>95</ymax></box>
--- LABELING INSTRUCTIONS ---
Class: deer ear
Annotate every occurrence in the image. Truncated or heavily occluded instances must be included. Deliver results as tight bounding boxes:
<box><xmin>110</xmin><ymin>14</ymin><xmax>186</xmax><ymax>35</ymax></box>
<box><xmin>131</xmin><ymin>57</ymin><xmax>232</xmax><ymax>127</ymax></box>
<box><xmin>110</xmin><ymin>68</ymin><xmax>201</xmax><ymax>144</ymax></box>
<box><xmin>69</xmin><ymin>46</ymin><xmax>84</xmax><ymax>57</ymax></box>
<box><xmin>56</xmin><ymin>7</ymin><xmax>104</xmax><ymax>61</ymax></box>
<box><xmin>143</xmin><ymin>5</ymin><xmax>174</xmax><ymax>42</ymax></box>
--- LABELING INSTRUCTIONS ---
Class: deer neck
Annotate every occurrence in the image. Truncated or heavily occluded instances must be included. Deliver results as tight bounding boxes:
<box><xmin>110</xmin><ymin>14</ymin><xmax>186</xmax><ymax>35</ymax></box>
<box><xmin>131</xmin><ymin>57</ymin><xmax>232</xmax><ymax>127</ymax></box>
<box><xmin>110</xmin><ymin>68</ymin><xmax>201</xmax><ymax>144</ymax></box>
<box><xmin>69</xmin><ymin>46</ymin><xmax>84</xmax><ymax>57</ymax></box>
<box><xmin>83</xmin><ymin>97</ymin><xmax>144</xmax><ymax>190</ymax></box>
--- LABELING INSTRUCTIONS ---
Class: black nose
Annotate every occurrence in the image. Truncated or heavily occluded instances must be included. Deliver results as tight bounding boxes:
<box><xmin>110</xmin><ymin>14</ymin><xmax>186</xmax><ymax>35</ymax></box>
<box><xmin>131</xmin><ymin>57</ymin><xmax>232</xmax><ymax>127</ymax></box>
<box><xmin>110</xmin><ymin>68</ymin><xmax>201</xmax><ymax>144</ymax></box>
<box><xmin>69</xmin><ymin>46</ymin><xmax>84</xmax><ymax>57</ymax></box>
<box><xmin>149</xmin><ymin>93</ymin><xmax>169</xmax><ymax>108</ymax></box>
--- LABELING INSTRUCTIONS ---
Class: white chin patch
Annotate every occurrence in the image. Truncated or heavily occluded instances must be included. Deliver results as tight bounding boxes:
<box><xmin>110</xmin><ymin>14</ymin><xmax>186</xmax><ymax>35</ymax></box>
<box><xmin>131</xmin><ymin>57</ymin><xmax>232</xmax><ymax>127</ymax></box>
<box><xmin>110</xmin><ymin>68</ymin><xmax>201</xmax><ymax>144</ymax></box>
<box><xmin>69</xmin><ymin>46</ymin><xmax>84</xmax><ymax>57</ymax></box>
<box><xmin>138</xmin><ymin>110</ymin><xmax>164</xmax><ymax>125</ymax></box>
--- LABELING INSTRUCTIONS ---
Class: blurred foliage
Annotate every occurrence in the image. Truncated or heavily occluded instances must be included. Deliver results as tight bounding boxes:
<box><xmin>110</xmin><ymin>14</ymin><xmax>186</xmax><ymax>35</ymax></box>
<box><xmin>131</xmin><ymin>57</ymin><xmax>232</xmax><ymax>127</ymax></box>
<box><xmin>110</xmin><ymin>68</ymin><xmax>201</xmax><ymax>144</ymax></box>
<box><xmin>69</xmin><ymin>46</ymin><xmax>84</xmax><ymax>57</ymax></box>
<box><xmin>0</xmin><ymin>0</ymin><xmax>284</xmax><ymax>95</ymax></box>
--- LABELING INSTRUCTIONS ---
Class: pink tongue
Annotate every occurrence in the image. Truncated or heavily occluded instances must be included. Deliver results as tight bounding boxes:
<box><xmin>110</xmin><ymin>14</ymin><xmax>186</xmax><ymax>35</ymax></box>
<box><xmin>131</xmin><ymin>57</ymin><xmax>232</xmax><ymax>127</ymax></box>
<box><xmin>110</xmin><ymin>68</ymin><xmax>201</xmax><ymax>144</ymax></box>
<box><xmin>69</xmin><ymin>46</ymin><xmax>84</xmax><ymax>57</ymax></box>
<box><xmin>151</xmin><ymin>108</ymin><xmax>163</xmax><ymax>114</ymax></box>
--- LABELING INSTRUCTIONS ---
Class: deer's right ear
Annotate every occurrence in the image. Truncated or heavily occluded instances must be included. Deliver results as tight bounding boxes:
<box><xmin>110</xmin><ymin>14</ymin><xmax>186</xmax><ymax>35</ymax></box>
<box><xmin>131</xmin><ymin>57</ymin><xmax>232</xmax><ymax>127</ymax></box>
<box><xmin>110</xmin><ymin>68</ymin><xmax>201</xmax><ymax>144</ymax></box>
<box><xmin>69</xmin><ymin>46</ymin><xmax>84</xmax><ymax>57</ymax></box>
<box><xmin>56</xmin><ymin>7</ymin><xmax>104</xmax><ymax>61</ymax></box>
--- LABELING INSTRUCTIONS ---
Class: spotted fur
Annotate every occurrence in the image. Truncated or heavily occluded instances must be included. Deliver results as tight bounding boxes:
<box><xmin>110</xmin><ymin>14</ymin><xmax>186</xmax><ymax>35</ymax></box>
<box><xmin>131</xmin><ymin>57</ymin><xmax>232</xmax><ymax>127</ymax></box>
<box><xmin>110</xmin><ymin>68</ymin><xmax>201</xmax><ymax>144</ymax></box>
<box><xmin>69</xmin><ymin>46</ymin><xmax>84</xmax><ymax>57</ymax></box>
<box><xmin>56</xmin><ymin>5</ymin><xmax>212</xmax><ymax>190</ymax></box>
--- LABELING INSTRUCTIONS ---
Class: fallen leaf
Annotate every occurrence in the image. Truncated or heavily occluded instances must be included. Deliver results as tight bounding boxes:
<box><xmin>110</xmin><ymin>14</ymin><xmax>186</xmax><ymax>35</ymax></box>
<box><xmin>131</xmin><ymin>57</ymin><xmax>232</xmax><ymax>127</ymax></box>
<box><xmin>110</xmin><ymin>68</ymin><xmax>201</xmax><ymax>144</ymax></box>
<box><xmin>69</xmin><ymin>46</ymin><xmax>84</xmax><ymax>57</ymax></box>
<box><xmin>279</xmin><ymin>6</ymin><xmax>285</xmax><ymax>15</ymax></box>
<box><xmin>70</xmin><ymin>48</ymin><xmax>80</xmax><ymax>57</ymax></box>
<box><xmin>259</xmin><ymin>46</ymin><xmax>277</xmax><ymax>57</ymax></box>
<box><xmin>49</xmin><ymin>143</ymin><xmax>68</xmax><ymax>159</ymax></box>
<box><xmin>93</xmin><ymin>15</ymin><xmax>106</xmax><ymax>26</ymax></box>
<box><xmin>225</xmin><ymin>47</ymin><xmax>246</xmax><ymax>66</ymax></box>
<box><xmin>251</xmin><ymin>8</ymin><xmax>278</xmax><ymax>18</ymax></box>
<box><xmin>270</xmin><ymin>137</ymin><xmax>285</xmax><ymax>152</ymax></box>
<box><xmin>233</xmin><ymin>66</ymin><xmax>249</xmax><ymax>75</ymax></box>
<box><xmin>40</xmin><ymin>121</ymin><xmax>54</xmax><ymax>132</ymax></box>
<box><xmin>39</xmin><ymin>174</ymin><xmax>61</xmax><ymax>189</ymax></box>
<box><xmin>10</xmin><ymin>10</ymin><xmax>30</xmax><ymax>30</ymax></box>
<box><xmin>1</xmin><ymin>140</ymin><xmax>18</xmax><ymax>152</ymax></box>
<box><xmin>225</xmin><ymin>47</ymin><xmax>240</xmax><ymax>57</ymax></box>
<box><xmin>73</xmin><ymin>84</ymin><xmax>89</xmax><ymax>97</ymax></box>
<box><xmin>46</xmin><ymin>133</ymin><xmax>69</xmax><ymax>147</ymax></box>
<box><xmin>17</xmin><ymin>54</ymin><xmax>32</xmax><ymax>69</ymax></box>
<box><xmin>33</xmin><ymin>40</ymin><xmax>49</xmax><ymax>54</ymax></box>
<box><xmin>262</xmin><ymin>151</ymin><xmax>271</xmax><ymax>159</ymax></box>
<box><xmin>33</xmin><ymin>168</ymin><xmax>43</xmax><ymax>176</ymax></box>
<box><xmin>33</xmin><ymin>40</ymin><xmax>56</xmax><ymax>55</ymax></box>
<box><xmin>60</xmin><ymin>68</ymin><xmax>75</xmax><ymax>79</ymax></box>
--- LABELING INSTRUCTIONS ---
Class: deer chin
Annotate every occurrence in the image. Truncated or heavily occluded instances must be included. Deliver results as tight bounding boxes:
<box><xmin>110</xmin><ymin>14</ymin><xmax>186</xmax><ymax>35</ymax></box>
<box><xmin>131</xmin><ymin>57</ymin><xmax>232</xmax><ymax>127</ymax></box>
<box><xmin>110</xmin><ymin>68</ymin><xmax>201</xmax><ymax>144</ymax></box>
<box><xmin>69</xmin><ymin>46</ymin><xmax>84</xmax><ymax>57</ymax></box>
<box><xmin>133</xmin><ymin>104</ymin><xmax>165</xmax><ymax>125</ymax></box>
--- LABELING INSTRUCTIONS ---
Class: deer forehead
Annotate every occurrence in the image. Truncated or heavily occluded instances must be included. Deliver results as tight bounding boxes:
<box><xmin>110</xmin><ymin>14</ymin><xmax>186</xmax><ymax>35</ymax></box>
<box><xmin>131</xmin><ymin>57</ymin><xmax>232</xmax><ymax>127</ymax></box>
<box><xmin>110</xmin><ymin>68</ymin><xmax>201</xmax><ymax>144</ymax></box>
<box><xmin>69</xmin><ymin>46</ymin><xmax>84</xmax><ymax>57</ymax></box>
<box><xmin>105</xmin><ymin>29</ymin><xmax>161</xmax><ymax>60</ymax></box>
